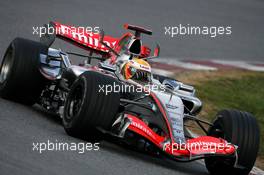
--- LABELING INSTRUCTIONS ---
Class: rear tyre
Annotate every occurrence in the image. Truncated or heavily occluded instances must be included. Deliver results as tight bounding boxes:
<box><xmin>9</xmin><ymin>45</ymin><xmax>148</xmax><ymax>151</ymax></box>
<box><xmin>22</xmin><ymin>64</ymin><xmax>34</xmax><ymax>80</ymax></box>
<box><xmin>63</xmin><ymin>71</ymin><xmax>120</xmax><ymax>141</ymax></box>
<box><xmin>205</xmin><ymin>109</ymin><xmax>260</xmax><ymax>175</ymax></box>
<box><xmin>0</xmin><ymin>38</ymin><xmax>48</xmax><ymax>105</ymax></box>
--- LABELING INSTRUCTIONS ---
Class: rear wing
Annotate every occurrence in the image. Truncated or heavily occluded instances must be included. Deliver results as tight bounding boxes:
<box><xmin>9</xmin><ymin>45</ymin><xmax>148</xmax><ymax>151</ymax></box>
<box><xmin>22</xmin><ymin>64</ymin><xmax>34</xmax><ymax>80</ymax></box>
<box><xmin>124</xmin><ymin>24</ymin><xmax>152</xmax><ymax>37</ymax></box>
<box><xmin>40</xmin><ymin>21</ymin><xmax>118</xmax><ymax>55</ymax></box>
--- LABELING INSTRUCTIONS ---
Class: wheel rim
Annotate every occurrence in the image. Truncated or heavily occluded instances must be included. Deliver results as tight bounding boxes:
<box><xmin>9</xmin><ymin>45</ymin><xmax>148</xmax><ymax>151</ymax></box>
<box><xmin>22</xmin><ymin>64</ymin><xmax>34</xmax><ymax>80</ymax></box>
<box><xmin>66</xmin><ymin>84</ymin><xmax>84</xmax><ymax>120</ymax></box>
<box><xmin>0</xmin><ymin>47</ymin><xmax>13</xmax><ymax>84</ymax></box>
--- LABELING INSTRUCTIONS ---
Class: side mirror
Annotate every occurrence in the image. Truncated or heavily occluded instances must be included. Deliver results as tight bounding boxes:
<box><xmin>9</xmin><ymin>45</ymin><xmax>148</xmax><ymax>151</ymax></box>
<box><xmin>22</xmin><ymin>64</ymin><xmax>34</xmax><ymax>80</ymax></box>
<box><xmin>153</xmin><ymin>44</ymin><xmax>160</xmax><ymax>57</ymax></box>
<box><xmin>143</xmin><ymin>43</ymin><xmax>160</xmax><ymax>60</ymax></box>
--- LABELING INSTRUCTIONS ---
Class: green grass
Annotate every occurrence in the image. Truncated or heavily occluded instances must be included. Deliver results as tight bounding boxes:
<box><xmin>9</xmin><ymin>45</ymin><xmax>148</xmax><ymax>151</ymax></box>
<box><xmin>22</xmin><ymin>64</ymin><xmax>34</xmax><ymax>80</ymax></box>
<box><xmin>194</xmin><ymin>72</ymin><xmax>264</xmax><ymax>156</ymax></box>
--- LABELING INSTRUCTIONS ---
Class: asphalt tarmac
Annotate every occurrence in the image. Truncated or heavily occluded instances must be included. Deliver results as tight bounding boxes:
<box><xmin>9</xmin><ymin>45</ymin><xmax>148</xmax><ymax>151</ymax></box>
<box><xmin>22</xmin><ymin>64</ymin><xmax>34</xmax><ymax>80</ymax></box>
<box><xmin>0</xmin><ymin>0</ymin><xmax>263</xmax><ymax>61</ymax></box>
<box><xmin>0</xmin><ymin>0</ymin><xmax>263</xmax><ymax>175</ymax></box>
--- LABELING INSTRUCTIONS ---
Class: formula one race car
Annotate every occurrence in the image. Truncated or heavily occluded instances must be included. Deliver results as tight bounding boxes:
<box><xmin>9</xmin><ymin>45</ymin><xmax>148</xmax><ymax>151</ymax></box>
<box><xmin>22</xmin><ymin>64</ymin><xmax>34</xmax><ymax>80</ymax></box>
<box><xmin>0</xmin><ymin>21</ymin><xmax>260</xmax><ymax>175</ymax></box>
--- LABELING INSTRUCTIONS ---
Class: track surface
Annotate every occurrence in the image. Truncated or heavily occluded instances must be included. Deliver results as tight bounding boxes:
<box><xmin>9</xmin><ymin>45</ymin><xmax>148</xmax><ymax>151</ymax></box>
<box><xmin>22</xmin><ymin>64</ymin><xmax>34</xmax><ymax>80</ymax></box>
<box><xmin>0</xmin><ymin>0</ymin><xmax>263</xmax><ymax>175</ymax></box>
<box><xmin>0</xmin><ymin>0</ymin><xmax>263</xmax><ymax>60</ymax></box>
<box><xmin>0</xmin><ymin>99</ymin><xmax>208</xmax><ymax>175</ymax></box>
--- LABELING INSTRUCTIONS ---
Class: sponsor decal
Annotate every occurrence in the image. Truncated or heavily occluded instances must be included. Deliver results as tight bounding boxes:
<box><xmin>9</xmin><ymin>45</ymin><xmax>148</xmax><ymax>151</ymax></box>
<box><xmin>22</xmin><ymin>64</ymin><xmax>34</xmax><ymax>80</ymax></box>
<box><xmin>57</xmin><ymin>24</ymin><xmax>117</xmax><ymax>51</ymax></box>
<box><xmin>165</xmin><ymin>103</ymin><xmax>178</xmax><ymax>109</ymax></box>
<box><xmin>131</xmin><ymin>121</ymin><xmax>156</xmax><ymax>140</ymax></box>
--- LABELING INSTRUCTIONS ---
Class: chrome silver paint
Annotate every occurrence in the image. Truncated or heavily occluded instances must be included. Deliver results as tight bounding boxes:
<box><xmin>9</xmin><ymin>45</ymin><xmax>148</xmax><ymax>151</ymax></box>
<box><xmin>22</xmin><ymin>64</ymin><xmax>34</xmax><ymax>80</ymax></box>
<box><xmin>162</xmin><ymin>80</ymin><xmax>202</xmax><ymax>114</ymax></box>
<box><xmin>98</xmin><ymin>62</ymin><xmax>117</xmax><ymax>72</ymax></box>
<box><xmin>173</xmin><ymin>90</ymin><xmax>202</xmax><ymax>114</ymax></box>
<box><xmin>162</xmin><ymin>79</ymin><xmax>195</xmax><ymax>96</ymax></box>
<box><xmin>61</xmin><ymin>52</ymin><xmax>71</xmax><ymax>68</ymax></box>
<box><xmin>47</xmin><ymin>48</ymin><xmax>61</xmax><ymax>58</ymax></box>
<box><xmin>112</xmin><ymin>114</ymin><xmax>132</xmax><ymax>138</ymax></box>
<box><xmin>39</xmin><ymin>48</ymin><xmax>72</xmax><ymax>79</ymax></box>
<box><xmin>118</xmin><ymin>116</ymin><xmax>132</xmax><ymax>138</ymax></box>
<box><xmin>152</xmin><ymin>88</ymin><xmax>186</xmax><ymax>143</ymax></box>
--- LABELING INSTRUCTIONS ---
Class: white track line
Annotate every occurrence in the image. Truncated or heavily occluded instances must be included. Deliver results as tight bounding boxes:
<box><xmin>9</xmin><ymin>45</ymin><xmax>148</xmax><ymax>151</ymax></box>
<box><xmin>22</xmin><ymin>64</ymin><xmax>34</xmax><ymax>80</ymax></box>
<box><xmin>152</xmin><ymin>68</ymin><xmax>174</xmax><ymax>77</ymax></box>
<box><xmin>154</xmin><ymin>58</ymin><xmax>217</xmax><ymax>71</ymax></box>
<box><xmin>251</xmin><ymin>166</ymin><xmax>264</xmax><ymax>175</ymax></box>
<box><xmin>212</xmin><ymin>60</ymin><xmax>264</xmax><ymax>72</ymax></box>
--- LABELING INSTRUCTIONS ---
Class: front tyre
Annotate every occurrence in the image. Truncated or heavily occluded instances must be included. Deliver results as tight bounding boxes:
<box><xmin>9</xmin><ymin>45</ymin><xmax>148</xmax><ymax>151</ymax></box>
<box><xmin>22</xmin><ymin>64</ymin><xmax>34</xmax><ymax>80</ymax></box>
<box><xmin>63</xmin><ymin>71</ymin><xmax>120</xmax><ymax>141</ymax></box>
<box><xmin>205</xmin><ymin>109</ymin><xmax>260</xmax><ymax>175</ymax></box>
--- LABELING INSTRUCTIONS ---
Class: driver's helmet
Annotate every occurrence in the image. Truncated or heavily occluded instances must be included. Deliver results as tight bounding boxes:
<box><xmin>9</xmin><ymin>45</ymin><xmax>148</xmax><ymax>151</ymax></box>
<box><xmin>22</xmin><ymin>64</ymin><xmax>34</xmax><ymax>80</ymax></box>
<box><xmin>121</xmin><ymin>58</ymin><xmax>151</xmax><ymax>82</ymax></box>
